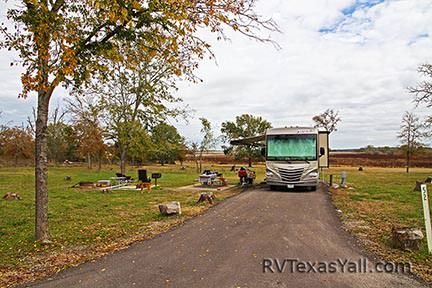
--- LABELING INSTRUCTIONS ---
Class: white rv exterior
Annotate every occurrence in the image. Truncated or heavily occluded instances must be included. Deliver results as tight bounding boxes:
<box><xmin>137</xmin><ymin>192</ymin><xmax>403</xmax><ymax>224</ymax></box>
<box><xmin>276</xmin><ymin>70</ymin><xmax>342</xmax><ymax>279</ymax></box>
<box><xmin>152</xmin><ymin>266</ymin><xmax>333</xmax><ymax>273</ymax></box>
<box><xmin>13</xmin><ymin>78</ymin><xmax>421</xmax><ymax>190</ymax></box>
<box><xmin>264</xmin><ymin>127</ymin><xmax>329</xmax><ymax>190</ymax></box>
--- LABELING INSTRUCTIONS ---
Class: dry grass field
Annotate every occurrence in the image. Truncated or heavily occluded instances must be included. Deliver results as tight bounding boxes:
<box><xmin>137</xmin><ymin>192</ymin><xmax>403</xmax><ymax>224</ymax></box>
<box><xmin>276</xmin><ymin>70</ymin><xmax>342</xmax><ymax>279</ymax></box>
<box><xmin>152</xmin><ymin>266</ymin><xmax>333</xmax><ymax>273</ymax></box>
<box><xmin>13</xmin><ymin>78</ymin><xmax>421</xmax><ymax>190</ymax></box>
<box><xmin>323</xmin><ymin>166</ymin><xmax>432</xmax><ymax>283</ymax></box>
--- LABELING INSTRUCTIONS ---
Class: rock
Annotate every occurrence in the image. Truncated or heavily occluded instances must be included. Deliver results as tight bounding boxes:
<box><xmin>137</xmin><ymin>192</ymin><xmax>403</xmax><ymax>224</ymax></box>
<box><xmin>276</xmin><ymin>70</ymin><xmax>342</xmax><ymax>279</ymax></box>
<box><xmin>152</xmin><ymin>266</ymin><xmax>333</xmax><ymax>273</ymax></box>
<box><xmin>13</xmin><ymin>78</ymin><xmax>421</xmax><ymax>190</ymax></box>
<box><xmin>336</xmin><ymin>209</ymin><xmax>342</xmax><ymax>213</ymax></box>
<box><xmin>3</xmin><ymin>192</ymin><xmax>21</xmax><ymax>200</ymax></box>
<box><xmin>64</xmin><ymin>176</ymin><xmax>71</xmax><ymax>181</ymax></box>
<box><xmin>348</xmin><ymin>187</ymin><xmax>355</xmax><ymax>191</ymax></box>
<box><xmin>358</xmin><ymin>167</ymin><xmax>363</xmax><ymax>171</ymax></box>
<box><xmin>332</xmin><ymin>184</ymin><xmax>340</xmax><ymax>189</ymax></box>
<box><xmin>197</xmin><ymin>192</ymin><xmax>215</xmax><ymax>204</ymax></box>
<box><xmin>159</xmin><ymin>201</ymin><xmax>181</xmax><ymax>215</ymax></box>
<box><xmin>391</xmin><ymin>227</ymin><xmax>424</xmax><ymax>251</ymax></box>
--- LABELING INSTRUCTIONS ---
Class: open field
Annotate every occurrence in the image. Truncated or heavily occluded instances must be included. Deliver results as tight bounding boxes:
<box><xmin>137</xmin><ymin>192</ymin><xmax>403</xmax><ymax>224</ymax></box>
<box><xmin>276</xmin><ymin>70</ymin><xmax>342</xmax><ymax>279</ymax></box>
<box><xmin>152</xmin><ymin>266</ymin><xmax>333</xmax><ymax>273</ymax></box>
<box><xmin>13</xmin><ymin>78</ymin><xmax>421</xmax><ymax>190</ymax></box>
<box><xmin>323</xmin><ymin>167</ymin><xmax>432</xmax><ymax>283</ymax></box>
<box><xmin>330</xmin><ymin>152</ymin><xmax>432</xmax><ymax>168</ymax></box>
<box><xmin>187</xmin><ymin>151</ymin><xmax>432</xmax><ymax>168</ymax></box>
<box><xmin>0</xmin><ymin>163</ymin><xmax>265</xmax><ymax>287</ymax></box>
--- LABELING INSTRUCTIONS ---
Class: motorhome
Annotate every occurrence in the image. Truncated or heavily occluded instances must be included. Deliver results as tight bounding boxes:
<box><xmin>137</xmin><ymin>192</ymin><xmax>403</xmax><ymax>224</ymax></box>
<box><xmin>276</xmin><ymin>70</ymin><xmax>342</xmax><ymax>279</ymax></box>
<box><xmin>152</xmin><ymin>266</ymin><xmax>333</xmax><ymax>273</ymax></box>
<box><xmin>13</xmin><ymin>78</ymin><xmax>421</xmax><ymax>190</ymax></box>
<box><xmin>231</xmin><ymin>127</ymin><xmax>329</xmax><ymax>190</ymax></box>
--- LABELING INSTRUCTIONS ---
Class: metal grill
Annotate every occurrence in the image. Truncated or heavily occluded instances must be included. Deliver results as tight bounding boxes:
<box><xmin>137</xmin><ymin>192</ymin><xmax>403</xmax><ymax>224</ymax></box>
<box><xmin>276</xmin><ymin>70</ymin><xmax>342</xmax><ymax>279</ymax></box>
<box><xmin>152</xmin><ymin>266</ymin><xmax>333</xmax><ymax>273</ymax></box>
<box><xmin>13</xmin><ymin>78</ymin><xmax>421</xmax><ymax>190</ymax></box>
<box><xmin>278</xmin><ymin>168</ymin><xmax>304</xmax><ymax>182</ymax></box>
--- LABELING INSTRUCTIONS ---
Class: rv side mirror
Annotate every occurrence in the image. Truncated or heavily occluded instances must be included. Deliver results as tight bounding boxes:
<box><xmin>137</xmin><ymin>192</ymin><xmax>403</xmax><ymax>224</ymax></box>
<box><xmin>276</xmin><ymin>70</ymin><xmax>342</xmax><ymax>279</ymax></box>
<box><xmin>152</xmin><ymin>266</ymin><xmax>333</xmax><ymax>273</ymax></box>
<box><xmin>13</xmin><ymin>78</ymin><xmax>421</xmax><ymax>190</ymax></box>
<box><xmin>260</xmin><ymin>147</ymin><xmax>266</xmax><ymax>157</ymax></box>
<box><xmin>319</xmin><ymin>147</ymin><xmax>325</xmax><ymax>156</ymax></box>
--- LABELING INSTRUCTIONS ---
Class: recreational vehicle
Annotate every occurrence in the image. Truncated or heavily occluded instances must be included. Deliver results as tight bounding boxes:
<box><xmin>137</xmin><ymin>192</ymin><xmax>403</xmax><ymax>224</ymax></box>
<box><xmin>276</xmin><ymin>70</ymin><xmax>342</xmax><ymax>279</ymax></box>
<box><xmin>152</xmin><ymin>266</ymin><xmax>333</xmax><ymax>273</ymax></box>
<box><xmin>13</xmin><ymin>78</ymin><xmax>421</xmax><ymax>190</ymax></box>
<box><xmin>231</xmin><ymin>127</ymin><xmax>329</xmax><ymax>190</ymax></box>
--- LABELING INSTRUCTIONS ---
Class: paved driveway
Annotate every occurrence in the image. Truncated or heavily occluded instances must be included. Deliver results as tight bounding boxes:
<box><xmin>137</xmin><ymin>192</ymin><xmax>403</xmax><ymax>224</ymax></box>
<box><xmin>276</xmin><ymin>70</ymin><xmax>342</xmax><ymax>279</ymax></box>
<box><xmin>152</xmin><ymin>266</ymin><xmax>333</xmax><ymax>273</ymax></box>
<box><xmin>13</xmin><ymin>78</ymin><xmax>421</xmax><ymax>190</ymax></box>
<box><xmin>29</xmin><ymin>184</ymin><xmax>426</xmax><ymax>288</ymax></box>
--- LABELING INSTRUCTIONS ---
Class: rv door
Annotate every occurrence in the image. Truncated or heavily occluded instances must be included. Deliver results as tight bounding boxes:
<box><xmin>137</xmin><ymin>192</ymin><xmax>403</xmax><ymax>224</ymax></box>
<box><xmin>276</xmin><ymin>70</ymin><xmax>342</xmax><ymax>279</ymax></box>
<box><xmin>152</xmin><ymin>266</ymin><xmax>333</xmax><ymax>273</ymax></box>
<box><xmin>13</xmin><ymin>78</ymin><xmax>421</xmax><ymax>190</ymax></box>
<box><xmin>318</xmin><ymin>131</ymin><xmax>329</xmax><ymax>168</ymax></box>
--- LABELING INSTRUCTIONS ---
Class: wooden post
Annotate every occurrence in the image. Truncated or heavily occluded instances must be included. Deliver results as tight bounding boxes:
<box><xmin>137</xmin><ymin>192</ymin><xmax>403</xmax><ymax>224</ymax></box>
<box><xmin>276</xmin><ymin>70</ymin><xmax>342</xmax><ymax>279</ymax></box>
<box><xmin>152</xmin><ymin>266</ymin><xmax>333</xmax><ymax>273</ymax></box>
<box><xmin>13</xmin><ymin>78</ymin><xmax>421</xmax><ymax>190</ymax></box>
<box><xmin>420</xmin><ymin>184</ymin><xmax>432</xmax><ymax>254</ymax></box>
<box><xmin>329</xmin><ymin>174</ymin><xmax>333</xmax><ymax>186</ymax></box>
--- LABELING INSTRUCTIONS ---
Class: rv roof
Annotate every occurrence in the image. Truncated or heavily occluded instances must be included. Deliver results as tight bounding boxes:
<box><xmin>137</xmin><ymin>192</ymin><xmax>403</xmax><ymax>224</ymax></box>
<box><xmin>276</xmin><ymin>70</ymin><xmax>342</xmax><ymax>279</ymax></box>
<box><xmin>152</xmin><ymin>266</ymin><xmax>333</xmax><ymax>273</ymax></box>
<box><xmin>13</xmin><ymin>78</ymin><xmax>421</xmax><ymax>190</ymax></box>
<box><xmin>266</xmin><ymin>127</ymin><xmax>318</xmax><ymax>135</ymax></box>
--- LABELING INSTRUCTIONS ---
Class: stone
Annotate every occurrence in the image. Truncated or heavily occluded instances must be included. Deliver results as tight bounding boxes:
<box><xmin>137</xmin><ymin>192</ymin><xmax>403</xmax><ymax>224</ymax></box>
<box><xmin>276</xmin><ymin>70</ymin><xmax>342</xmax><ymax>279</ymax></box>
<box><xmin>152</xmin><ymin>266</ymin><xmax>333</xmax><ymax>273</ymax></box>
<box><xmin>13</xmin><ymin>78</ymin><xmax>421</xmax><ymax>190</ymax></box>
<box><xmin>197</xmin><ymin>192</ymin><xmax>215</xmax><ymax>204</ymax></box>
<box><xmin>391</xmin><ymin>227</ymin><xmax>424</xmax><ymax>251</ymax></box>
<box><xmin>358</xmin><ymin>167</ymin><xmax>363</xmax><ymax>171</ymax></box>
<box><xmin>159</xmin><ymin>201</ymin><xmax>181</xmax><ymax>215</ymax></box>
<box><xmin>332</xmin><ymin>184</ymin><xmax>340</xmax><ymax>189</ymax></box>
<box><xmin>3</xmin><ymin>192</ymin><xmax>21</xmax><ymax>200</ymax></box>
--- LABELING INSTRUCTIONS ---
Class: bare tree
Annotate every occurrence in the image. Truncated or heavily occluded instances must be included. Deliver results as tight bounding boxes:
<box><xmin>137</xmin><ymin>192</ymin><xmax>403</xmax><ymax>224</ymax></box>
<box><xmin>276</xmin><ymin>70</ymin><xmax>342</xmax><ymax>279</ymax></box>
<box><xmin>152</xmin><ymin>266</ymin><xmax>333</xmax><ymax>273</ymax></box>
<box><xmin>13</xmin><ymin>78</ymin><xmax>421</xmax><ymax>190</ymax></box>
<box><xmin>312</xmin><ymin>109</ymin><xmax>341</xmax><ymax>133</ymax></box>
<box><xmin>26</xmin><ymin>108</ymin><xmax>37</xmax><ymax>137</ymax></box>
<box><xmin>409</xmin><ymin>64</ymin><xmax>432</xmax><ymax>106</ymax></box>
<box><xmin>46</xmin><ymin>107</ymin><xmax>67</xmax><ymax>165</ymax></box>
<box><xmin>398</xmin><ymin>111</ymin><xmax>423</xmax><ymax>173</ymax></box>
<box><xmin>191</xmin><ymin>118</ymin><xmax>217</xmax><ymax>173</ymax></box>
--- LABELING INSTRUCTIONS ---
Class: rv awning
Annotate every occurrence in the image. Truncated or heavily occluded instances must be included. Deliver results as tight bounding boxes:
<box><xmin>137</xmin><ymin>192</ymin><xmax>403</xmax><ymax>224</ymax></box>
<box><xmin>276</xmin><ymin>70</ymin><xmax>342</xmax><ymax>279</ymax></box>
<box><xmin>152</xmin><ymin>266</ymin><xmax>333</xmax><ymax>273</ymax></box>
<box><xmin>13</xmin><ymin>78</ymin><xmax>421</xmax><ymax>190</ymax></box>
<box><xmin>230</xmin><ymin>135</ymin><xmax>265</xmax><ymax>146</ymax></box>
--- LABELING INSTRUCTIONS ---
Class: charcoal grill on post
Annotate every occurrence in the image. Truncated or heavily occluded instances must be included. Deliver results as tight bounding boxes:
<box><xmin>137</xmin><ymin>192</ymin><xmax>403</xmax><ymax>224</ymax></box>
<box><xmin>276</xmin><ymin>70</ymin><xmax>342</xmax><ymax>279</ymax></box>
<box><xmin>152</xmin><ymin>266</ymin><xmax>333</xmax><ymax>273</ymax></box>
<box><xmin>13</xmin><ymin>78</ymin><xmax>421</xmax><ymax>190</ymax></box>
<box><xmin>152</xmin><ymin>173</ymin><xmax>162</xmax><ymax>186</ymax></box>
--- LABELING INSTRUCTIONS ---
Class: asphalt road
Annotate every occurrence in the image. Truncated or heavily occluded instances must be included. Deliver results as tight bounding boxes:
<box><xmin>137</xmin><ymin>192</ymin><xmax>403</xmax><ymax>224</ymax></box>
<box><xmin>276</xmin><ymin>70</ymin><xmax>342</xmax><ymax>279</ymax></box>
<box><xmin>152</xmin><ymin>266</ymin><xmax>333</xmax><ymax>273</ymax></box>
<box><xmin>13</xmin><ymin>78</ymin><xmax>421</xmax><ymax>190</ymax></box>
<box><xmin>28</xmin><ymin>184</ymin><xmax>427</xmax><ymax>288</ymax></box>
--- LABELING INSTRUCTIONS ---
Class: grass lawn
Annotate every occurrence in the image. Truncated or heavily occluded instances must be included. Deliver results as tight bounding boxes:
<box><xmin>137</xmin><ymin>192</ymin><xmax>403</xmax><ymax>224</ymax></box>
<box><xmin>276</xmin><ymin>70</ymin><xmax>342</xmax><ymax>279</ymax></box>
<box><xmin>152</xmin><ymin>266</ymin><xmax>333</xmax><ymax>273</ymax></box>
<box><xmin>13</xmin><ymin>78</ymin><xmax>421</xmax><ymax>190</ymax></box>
<box><xmin>0</xmin><ymin>162</ymin><xmax>265</xmax><ymax>287</ymax></box>
<box><xmin>323</xmin><ymin>166</ymin><xmax>432</xmax><ymax>283</ymax></box>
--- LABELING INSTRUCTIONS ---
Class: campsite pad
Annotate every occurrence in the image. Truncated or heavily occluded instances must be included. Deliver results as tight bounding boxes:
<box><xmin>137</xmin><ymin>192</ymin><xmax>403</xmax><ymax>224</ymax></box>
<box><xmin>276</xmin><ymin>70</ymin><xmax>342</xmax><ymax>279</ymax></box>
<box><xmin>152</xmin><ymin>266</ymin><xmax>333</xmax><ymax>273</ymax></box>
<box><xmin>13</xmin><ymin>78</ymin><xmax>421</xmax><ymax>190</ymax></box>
<box><xmin>176</xmin><ymin>184</ymin><xmax>236</xmax><ymax>192</ymax></box>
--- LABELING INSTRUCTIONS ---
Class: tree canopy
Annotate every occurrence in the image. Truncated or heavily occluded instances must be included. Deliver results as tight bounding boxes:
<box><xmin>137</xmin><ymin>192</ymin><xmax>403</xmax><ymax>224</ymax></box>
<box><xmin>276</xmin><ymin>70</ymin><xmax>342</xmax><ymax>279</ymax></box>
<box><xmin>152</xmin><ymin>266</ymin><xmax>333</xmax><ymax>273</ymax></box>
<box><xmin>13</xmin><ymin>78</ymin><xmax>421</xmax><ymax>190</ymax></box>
<box><xmin>221</xmin><ymin>114</ymin><xmax>271</xmax><ymax>167</ymax></box>
<box><xmin>1</xmin><ymin>0</ymin><xmax>279</xmax><ymax>242</ymax></box>
<box><xmin>312</xmin><ymin>109</ymin><xmax>341</xmax><ymax>133</ymax></box>
<box><xmin>150</xmin><ymin>123</ymin><xmax>185</xmax><ymax>165</ymax></box>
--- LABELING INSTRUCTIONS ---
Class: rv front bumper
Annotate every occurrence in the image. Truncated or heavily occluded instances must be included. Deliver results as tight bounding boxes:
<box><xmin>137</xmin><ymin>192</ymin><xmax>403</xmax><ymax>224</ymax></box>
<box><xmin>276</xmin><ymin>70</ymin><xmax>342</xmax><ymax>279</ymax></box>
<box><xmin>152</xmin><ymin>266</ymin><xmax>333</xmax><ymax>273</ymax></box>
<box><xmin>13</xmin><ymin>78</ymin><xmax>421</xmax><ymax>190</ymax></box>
<box><xmin>266</xmin><ymin>179</ymin><xmax>318</xmax><ymax>187</ymax></box>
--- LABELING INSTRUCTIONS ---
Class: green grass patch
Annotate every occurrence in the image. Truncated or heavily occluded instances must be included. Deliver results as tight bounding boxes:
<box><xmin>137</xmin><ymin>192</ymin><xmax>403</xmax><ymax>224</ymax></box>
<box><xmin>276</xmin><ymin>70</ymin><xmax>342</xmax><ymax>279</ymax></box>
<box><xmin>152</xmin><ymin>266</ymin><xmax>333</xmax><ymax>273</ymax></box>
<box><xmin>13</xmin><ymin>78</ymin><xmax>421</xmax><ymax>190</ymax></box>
<box><xmin>0</xmin><ymin>162</ymin><xmax>264</xmax><ymax>280</ymax></box>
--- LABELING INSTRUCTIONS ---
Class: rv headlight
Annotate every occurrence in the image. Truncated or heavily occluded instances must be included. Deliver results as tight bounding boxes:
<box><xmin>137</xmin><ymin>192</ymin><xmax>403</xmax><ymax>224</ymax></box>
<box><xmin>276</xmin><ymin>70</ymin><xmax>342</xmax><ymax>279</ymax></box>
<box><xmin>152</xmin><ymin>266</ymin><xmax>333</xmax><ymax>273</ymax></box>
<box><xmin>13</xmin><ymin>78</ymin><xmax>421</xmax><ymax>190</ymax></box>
<box><xmin>304</xmin><ymin>170</ymin><xmax>319</xmax><ymax>178</ymax></box>
<box><xmin>308</xmin><ymin>172</ymin><xmax>318</xmax><ymax>178</ymax></box>
<box><xmin>266</xmin><ymin>169</ymin><xmax>275</xmax><ymax>177</ymax></box>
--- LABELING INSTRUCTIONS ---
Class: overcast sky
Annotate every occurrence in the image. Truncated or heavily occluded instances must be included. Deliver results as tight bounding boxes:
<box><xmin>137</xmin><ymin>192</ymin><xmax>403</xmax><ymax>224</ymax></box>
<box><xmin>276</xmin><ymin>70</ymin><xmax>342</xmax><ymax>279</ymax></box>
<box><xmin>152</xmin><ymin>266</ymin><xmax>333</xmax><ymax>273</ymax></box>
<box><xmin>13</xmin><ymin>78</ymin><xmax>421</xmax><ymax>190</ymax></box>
<box><xmin>1</xmin><ymin>0</ymin><xmax>432</xmax><ymax>149</ymax></box>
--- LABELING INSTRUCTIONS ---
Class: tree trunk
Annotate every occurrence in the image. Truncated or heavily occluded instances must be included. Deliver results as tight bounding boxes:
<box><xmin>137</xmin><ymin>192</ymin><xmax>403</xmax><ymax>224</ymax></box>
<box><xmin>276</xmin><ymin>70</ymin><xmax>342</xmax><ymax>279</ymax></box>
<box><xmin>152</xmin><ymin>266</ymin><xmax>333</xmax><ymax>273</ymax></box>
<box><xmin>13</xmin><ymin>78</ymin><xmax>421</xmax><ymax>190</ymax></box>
<box><xmin>194</xmin><ymin>158</ymin><xmax>199</xmax><ymax>173</ymax></box>
<box><xmin>87</xmin><ymin>152</ymin><xmax>92</xmax><ymax>169</ymax></box>
<box><xmin>406</xmin><ymin>148</ymin><xmax>410</xmax><ymax>173</ymax></box>
<box><xmin>248</xmin><ymin>156</ymin><xmax>252</xmax><ymax>167</ymax></box>
<box><xmin>98</xmin><ymin>151</ymin><xmax>102</xmax><ymax>171</ymax></box>
<box><xmin>35</xmin><ymin>91</ymin><xmax>51</xmax><ymax>242</ymax></box>
<box><xmin>120</xmin><ymin>150</ymin><xmax>127</xmax><ymax>175</ymax></box>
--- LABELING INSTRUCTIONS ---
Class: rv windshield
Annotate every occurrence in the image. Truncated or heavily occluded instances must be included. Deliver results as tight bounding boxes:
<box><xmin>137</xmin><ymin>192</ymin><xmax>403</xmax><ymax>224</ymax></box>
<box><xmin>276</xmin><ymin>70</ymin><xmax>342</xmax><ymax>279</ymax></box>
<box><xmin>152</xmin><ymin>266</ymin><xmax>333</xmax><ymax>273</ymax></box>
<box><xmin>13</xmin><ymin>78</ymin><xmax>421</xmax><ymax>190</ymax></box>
<box><xmin>266</xmin><ymin>134</ymin><xmax>317</xmax><ymax>161</ymax></box>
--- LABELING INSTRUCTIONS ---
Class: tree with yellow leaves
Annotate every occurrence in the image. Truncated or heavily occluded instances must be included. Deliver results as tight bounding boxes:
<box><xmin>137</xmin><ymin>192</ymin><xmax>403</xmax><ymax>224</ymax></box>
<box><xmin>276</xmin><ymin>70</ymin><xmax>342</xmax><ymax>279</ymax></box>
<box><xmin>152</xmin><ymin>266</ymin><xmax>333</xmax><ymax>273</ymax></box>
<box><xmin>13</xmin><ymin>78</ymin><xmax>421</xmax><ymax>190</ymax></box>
<box><xmin>1</xmin><ymin>0</ymin><xmax>278</xmax><ymax>242</ymax></box>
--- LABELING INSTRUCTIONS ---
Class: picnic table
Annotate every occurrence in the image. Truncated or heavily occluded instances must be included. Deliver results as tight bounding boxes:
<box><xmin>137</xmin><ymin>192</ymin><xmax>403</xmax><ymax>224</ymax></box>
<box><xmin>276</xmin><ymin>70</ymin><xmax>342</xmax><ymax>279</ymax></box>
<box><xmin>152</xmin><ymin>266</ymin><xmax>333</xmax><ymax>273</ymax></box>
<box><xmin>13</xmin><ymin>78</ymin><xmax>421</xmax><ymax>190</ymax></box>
<box><xmin>199</xmin><ymin>173</ymin><xmax>218</xmax><ymax>185</ymax></box>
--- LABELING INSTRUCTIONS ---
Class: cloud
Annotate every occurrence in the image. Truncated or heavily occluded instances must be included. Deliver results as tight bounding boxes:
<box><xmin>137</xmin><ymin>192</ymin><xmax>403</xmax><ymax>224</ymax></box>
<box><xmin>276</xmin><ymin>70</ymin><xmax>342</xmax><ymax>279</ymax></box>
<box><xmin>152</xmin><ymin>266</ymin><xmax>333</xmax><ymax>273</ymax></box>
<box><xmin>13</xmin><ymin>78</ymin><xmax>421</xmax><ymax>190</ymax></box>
<box><xmin>1</xmin><ymin>0</ymin><xmax>432</xmax><ymax>149</ymax></box>
<box><xmin>176</xmin><ymin>0</ymin><xmax>432</xmax><ymax>148</ymax></box>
